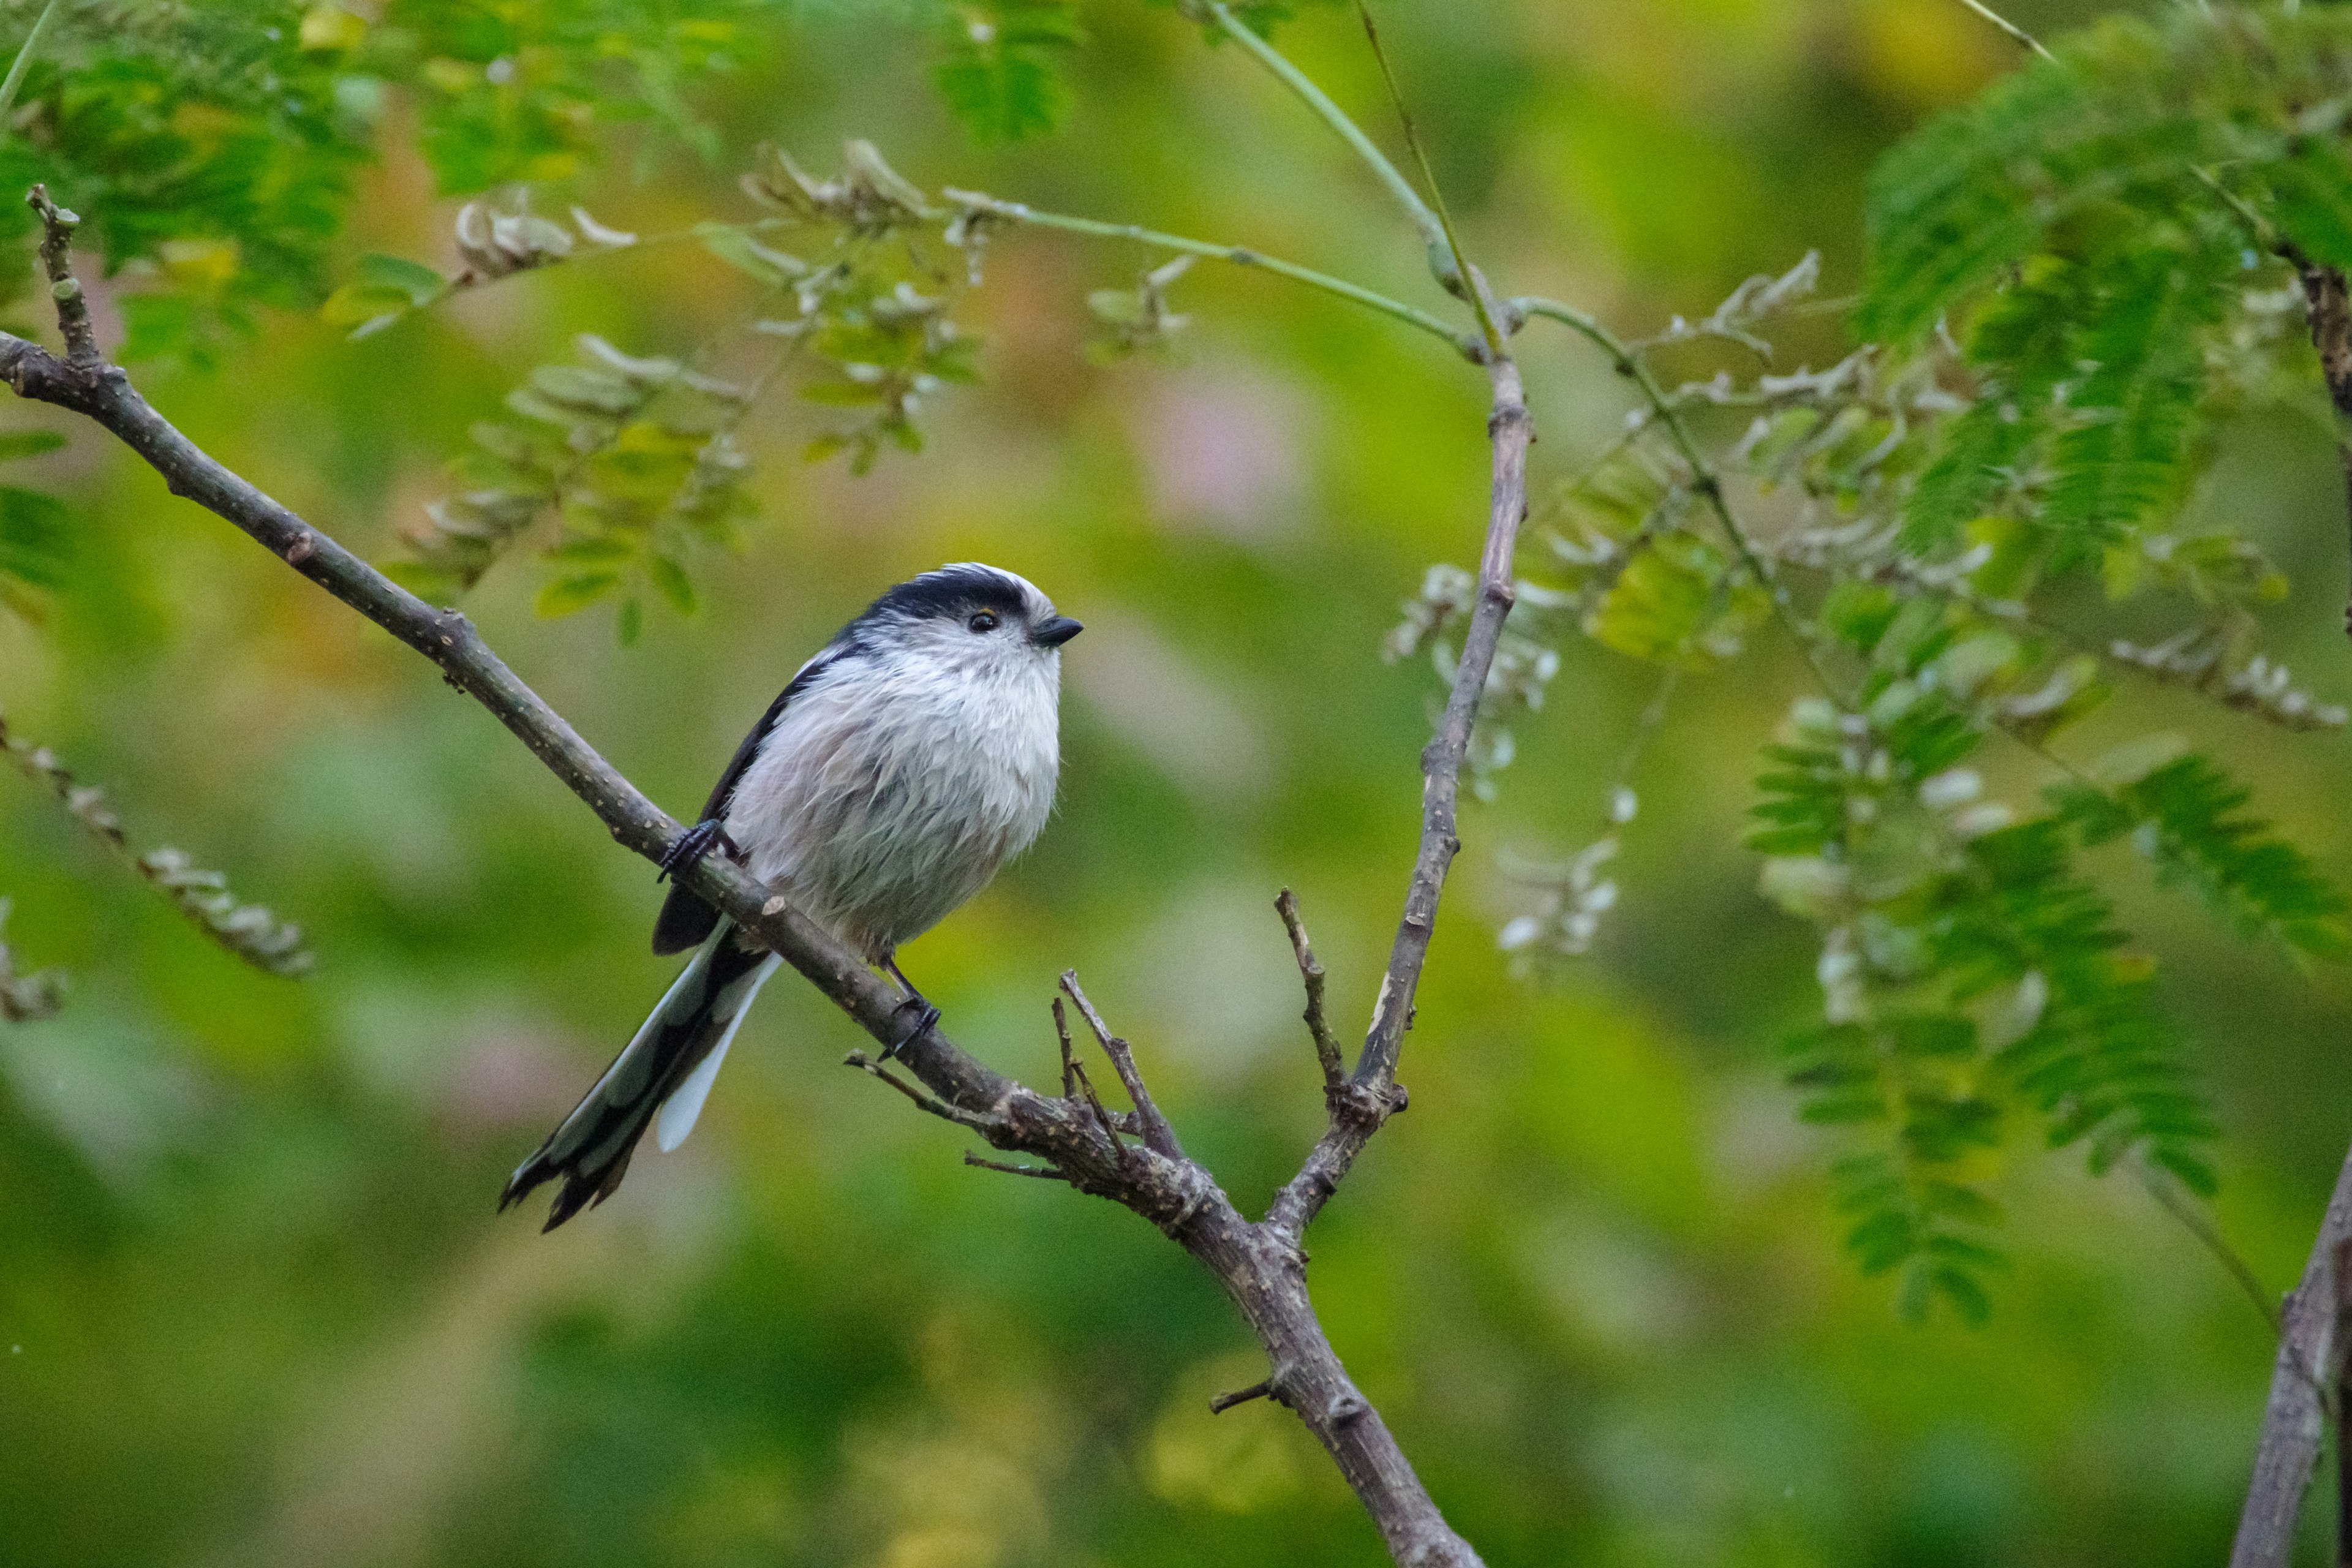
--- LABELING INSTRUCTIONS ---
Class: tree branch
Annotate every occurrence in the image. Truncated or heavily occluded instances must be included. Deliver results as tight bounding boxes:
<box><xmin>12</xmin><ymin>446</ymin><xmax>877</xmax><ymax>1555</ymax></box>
<box><xmin>1195</xmin><ymin>0</ymin><xmax>1455</xmax><ymax>285</ymax></box>
<box><xmin>1</xmin><ymin>190</ymin><xmax>1494</xmax><ymax>1567</ymax></box>
<box><xmin>2287</xmin><ymin>259</ymin><xmax>2352</xmax><ymax>639</ymax></box>
<box><xmin>2233</xmin><ymin>248</ymin><xmax>2352</xmax><ymax>1568</ymax></box>
<box><xmin>1275</xmin><ymin>888</ymin><xmax>1346</xmax><ymax>1091</ymax></box>
<box><xmin>2234</xmin><ymin>1140</ymin><xmax>2352</xmax><ymax>1568</ymax></box>
<box><xmin>941</xmin><ymin>188</ymin><xmax>1475</xmax><ymax>354</ymax></box>
<box><xmin>1267</xmin><ymin>352</ymin><xmax>1526</xmax><ymax>1245</ymax></box>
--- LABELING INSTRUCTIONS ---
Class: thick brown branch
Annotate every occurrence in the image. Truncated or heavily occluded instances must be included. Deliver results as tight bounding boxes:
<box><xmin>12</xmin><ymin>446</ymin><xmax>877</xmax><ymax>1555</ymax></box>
<box><xmin>1</xmin><ymin>193</ymin><xmax>1488</xmax><ymax>1568</ymax></box>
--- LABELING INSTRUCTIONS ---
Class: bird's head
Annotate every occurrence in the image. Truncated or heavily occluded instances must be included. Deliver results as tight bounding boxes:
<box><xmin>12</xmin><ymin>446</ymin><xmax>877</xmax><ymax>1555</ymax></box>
<box><xmin>854</xmin><ymin>562</ymin><xmax>1082</xmax><ymax>677</ymax></box>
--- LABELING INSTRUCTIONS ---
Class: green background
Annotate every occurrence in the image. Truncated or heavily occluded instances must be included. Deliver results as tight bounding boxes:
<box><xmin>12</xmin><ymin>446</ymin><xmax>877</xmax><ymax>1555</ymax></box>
<box><xmin>4</xmin><ymin>0</ymin><xmax>2349</xmax><ymax>1562</ymax></box>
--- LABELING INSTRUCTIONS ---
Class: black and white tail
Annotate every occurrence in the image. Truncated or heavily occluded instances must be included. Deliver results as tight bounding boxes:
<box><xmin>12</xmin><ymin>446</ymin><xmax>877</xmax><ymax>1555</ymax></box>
<box><xmin>500</xmin><ymin>920</ymin><xmax>780</xmax><ymax>1231</ymax></box>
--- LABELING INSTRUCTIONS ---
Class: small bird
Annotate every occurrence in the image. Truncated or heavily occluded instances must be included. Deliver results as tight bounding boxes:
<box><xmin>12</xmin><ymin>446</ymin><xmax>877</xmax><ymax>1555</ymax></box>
<box><xmin>501</xmin><ymin>563</ymin><xmax>1082</xmax><ymax>1231</ymax></box>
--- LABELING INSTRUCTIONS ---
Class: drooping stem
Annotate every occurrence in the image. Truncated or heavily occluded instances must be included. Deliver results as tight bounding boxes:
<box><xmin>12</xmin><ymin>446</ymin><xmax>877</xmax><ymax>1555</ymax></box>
<box><xmin>1948</xmin><ymin>0</ymin><xmax>2056</xmax><ymax>61</ymax></box>
<box><xmin>0</xmin><ymin>0</ymin><xmax>61</xmax><ymax>135</ymax></box>
<box><xmin>1198</xmin><ymin>0</ymin><xmax>1452</xmax><ymax>279</ymax></box>
<box><xmin>943</xmin><ymin>188</ymin><xmax>1474</xmax><ymax>353</ymax></box>
<box><xmin>1512</xmin><ymin>293</ymin><xmax>1840</xmax><ymax>692</ymax></box>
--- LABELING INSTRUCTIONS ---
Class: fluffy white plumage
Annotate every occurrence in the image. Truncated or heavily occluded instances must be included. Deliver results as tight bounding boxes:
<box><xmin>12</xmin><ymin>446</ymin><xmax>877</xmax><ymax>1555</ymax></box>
<box><xmin>725</xmin><ymin>572</ymin><xmax>1064</xmax><ymax>961</ymax></box>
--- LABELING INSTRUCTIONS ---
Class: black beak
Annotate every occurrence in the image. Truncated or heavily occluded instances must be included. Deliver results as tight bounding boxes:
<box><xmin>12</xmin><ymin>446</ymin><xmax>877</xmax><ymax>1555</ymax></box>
<box><xmin>1033</xmin><ymin>616</ymin><xmax>1084</xmax><ymax>648</ymax></box>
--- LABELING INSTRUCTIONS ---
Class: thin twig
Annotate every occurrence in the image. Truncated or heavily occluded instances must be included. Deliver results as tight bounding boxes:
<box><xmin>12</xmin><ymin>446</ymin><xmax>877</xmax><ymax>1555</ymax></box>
<box><xmin>1275</xmin><ymin>888</ymin><xmax>1346</xmax><ymax>1090</ymax></box>
<box><xmin>1060</xmin><ymin>970</ymin><xmax>1182</xmax><ymax>1159</ymax></box>
<box><xmin>1198</xmin><ymin>0</ymin><xmax>1450</xmax><ymax>274</ymax></box>
<box><xmin>27</xmin><ymin>186</ymin><xmax>96</xmax><ymax>368</ymax></box>
<box><xmin>944</xmin><ymin>189</ymin><xmax>1472</xmax><ymax>354</ymax></box>
<box><xmin>1068</xmin><ymin>1057</ymin><xmax>1126</xmax><ymax>1159</ymax></box>
<box><xmin>1210</xmin><ymin>1379</ymin><xmax>1275</xmax><ymax>1414</ymax></box>
<box><xmin>843</xmin><ymin>1050</ymin><xmax>995</xmax><ymax>1131</ymax></box>
<box><xmin>2135</xmin><ymin>1156</ymin><xmax>2281</xmax><ymax>1335</ymax></box>
<box><xmin>1351</xmin><ymin>0</ymin><xmax>1501</xmax><ymax>356</ymax></box>
<box><xmin>1512</xmin><ymin>294</ymin><xmax>1842</xmax><ymax>695</ymax></box>
<box><xmin>963</xmin><ymin>1150</ymin><xmax>1069</xmax><ymax>1181</ymax></box>
<box><xmin>1052</xmin><ymin>993</ymin><xmax>1079</xmax><ymax>1099</ymax></box>
<box><xmin>0</xmin><ymin>0</ymin><xmax>61</xmax><ymax>137</ymax></box>
<box><xmin>1950</xmin><ymin>0</ymin><xmax>2056</xmax><ymax>61</ymax></box>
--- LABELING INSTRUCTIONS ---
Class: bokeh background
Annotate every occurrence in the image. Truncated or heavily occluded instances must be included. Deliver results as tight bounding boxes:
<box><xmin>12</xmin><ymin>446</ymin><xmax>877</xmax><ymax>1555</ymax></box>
<box><xmin>6</xmin><ymin>0</ymin><xmax>2352</xmax><ymax>1563</ymax></box>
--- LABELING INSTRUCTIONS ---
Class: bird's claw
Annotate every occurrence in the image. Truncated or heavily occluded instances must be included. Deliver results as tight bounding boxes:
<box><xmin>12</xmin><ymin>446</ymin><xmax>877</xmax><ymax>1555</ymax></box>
<box><xmin>658</xmin><ymin>819</ymin><xmax>740</xmax><ymax>884</ymax></box>
<box><xmin>881</xmin><ymin>999</ymin><xmax>941</xmax><ymax>1062</ymax></box>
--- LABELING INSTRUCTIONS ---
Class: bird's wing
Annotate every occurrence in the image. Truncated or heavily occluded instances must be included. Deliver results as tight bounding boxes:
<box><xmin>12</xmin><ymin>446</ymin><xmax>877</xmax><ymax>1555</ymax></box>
<box><xmin>650</xmin><ymin>651</ymin><xmax>833</xmax><ymax>955</ymax></box>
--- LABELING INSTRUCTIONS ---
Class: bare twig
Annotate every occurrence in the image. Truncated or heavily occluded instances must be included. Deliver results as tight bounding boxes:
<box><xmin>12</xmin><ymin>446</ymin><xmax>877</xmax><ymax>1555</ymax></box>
<box><xmin>2</xmin><ymin>186</ymin><xmax>1492</xmax><ymax>1567</ymax></box>
<box><xmin>1052</xmin><ymin>993</ymin><xmax>1079</xmax><ymax>1100</ymax></box>
<box><xmin>1060</xmin><ymin>970</ymin><xmax>1182</xmax><ymax>1159</ymax></box>
<box><xmin>843</xmin><ymin>1050</ymin><xmax>1001</xmax><ymax>1132</ymax></box>
<box><xmin>1275</xmin><ymin>888</ymin><xmax>1345</xmax><ymax>1091</ymax></box>
<box><xmin>27</xmin><ymin>186</ymin><xmax>96</xmax><ymax>369</ymax></box>
<box><xmin>1210</xmin><ymin>1379</ymin><xmax>1275</xmax><ymax>1414</ymax></box>
<box><xmin>963</xmin><ymin>1150</ymin><xmax>1069</xmax><ymax>1181</ymax></box>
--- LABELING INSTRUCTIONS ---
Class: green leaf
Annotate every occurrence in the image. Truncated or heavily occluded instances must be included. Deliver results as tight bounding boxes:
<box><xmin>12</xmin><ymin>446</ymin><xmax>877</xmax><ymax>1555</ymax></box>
<box><xmin>2052</xmin><ymin>753</ymin><xmax>2351</xmax><ymax>961</ymax></box>
<box><xmin>0</xmin><ymin>484</ymin><xmax>68</xmax><ymax>595</ymax></box>
<box><xmin>934</xmin><ymin>0</ymin><xmax>1081</xmax><ymax>143</ymax></box>
<box><xmin>696</xmin><ymin>223</ymin><xmax>809</xmax><ymax>288</ymax></box>
<box><xmin>534</xmin><ymin>571</ymin><xmax>621</xmax><ymax>618</ymax></box>
<box><xmin>320</xmin><ymin>253</ymin><xmax>449</xmax><ymax>334</ymax></box>
<box><xmin>0</xmin><ymin>431</ymin><xmax>65</xmax><ymax>463</ymax></box>
<box><xmin>2038</xmin><ymin>247</ymin><xmax>2224</xmax><ymax>554</ymax></box>
<box><xmin>645</xmin><ymin>553</ymin><xmax>696</xmax><ymax>617</ymax></box>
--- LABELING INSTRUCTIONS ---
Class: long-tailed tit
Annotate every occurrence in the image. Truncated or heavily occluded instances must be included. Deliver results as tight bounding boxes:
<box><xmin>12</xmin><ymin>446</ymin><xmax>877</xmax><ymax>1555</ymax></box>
<box><xmin>501</xmin><ymin>564</ymin><xmax>1082</xmax><ymax>1230</ymax></box>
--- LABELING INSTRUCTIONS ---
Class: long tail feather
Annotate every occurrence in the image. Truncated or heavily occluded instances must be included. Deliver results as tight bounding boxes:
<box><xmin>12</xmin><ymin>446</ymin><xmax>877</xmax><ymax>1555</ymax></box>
<box><xmin>501</xmin><ymin>920</ymin><xmax>779</xmax><ymax>1231</ymax></box>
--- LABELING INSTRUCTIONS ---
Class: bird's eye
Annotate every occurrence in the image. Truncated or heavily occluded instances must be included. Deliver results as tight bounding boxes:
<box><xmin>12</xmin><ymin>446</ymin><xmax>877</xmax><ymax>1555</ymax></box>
<box><xmin>967</xmin><ymin>611</ymin><xmax>999</xmax><ymax>633</ymax></box>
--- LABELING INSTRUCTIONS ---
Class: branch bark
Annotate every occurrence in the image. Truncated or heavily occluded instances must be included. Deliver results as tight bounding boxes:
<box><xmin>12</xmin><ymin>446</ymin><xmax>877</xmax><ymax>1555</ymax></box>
<box><xmin>2290</xmin><ymin>256</ymin><xmax>2352</xmax><ymax>639</ymax></box>
<box><xmin>0</xmin><ymin>189</ymin><xmax>1520</xmax><ymax>1567</ymax></box>
<box><xmin>2233</xmin><ymin>1143</ymin><xmax>2352</xmax><ymax>1567</ymax></box>
<box><xmin>2232</xmin><ymin>244</ymin><xmax>2352</xmax><ymax>1568</ymax></box>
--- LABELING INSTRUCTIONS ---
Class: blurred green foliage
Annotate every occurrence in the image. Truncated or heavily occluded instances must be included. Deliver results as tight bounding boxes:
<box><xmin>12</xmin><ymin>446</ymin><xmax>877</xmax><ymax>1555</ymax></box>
<box><xmin>7</xmin><ymin>1</ymin><xmax>2352</xmax><ymax>1565</ymax></box>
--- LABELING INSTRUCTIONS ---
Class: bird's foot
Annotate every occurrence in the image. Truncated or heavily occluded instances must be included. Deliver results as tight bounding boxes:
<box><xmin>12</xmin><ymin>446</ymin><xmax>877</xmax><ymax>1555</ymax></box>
<box><xmin>883</xmin><ymin>998</ymin><xmax>941</xmax><ymax>1062</ymax></box>
<box><xmin>657</xmin><ymin>819</ymin><xmax>740</xmax><ymax>884</ymax></box>
<box><xmin>879</xmin><ymin>955</ymin><xmax>939</xmax><ymax>1061</ymax></box>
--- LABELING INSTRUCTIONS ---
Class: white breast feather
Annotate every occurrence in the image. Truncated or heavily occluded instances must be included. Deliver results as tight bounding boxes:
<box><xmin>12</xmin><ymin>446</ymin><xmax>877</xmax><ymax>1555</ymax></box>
<box><xmin>722</xmin><ymin>627</ymin><xmax>1061</xmax><ymax>960</ymax></box>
